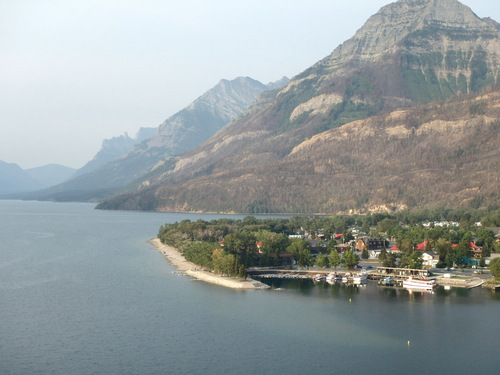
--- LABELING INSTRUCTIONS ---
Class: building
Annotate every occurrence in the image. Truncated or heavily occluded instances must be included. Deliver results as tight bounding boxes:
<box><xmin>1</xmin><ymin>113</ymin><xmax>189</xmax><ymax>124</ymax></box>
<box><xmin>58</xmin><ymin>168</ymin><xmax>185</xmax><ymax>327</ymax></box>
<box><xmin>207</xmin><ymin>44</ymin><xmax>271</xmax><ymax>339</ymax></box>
<box><xmin>422</xmin><ymin>251</ymin><xmax>439</xmax><ymax>268</ymax></box>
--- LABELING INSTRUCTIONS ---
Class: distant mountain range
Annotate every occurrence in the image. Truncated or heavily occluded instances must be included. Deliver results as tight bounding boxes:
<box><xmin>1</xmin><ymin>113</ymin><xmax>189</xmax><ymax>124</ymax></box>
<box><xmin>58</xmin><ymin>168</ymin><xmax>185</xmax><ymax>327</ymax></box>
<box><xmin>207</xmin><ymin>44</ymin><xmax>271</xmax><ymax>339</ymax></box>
<box><xmin>72</xmin><ymin>128</ymin><xmax>156</xmax><ymax>178</ymax></box>
<box><xmin>96</xmin><ymin>0</ymin><xmax>500</xmax><ymax>214</ymax></box>
<box><xmin>5</xmin><ymin>76</ymin><xmax>288</xmax><ymax>201</ymax></box>
<box><xmin>0</xmin><ymin>161</ymin><xmax>75</xmax><ymax>195</ymax></box>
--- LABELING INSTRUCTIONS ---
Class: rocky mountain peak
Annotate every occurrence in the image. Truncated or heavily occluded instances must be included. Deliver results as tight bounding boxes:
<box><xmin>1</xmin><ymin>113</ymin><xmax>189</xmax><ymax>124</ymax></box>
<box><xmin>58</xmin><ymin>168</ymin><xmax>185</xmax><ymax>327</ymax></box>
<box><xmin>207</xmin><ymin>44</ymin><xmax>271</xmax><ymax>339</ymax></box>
<box><xmin>325</xmin><ymin>0</ymin><xmax>492</xmax><ymax>63</ymax></box>
<box><xmin>148</xmin><ymin>76</ymin><xmax>287</xmax><ymax>152</ymax></box>
<box><xmin>93</xmin><ymin>1</ymin><xmax>500</xmax><ymax>214</ymax></box>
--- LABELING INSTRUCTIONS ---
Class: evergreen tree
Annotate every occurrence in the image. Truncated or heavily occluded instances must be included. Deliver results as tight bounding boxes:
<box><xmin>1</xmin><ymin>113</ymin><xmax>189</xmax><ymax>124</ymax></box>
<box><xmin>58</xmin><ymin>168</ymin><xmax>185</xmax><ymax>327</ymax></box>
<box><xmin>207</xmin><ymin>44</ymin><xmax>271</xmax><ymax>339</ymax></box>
<box><xmin>378</xmin><ymin>247</ymin><xmax>387</xmax><ymax>261</ymax></box>
<box><xmin>341</xmin><ymin>249</ymin><xmax>359</xmax><ymax>270</ymax></box>
<box><xmin>315</xmin><ymin>253</ymin><xmax>329</xmax><ymax>268</ymax></box>
<box><xmin>329</xmin><ymin>250</ymin><xmax>341</xmax><ymax>270</ymax></box>
<box><xmin>382</xmin><ymin>253</ymin><xmax>397</xmax><ymax>268</ymax></box>
<box><xmin>490</xmin><ymin>258</ymin><xmax>500</xmax><ymax>278</ymax></box>
<box><xmin>298</xmin><ymin>248</ymin><xmax>312</xmax><ymax>268</ymax></box>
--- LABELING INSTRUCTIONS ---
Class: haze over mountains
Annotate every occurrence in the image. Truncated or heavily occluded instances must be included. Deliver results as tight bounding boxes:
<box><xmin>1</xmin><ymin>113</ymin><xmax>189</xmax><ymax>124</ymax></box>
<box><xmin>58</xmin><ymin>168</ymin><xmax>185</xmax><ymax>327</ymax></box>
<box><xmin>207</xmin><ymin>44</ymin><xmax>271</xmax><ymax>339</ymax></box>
<box><xmin>0</xmin><ymin>161</ymin><xmax>75</xmax><ymax>195</ymax></box>
<box><xmin>3</xmin><ymin>76</ymin><xmax>287</xmax><ymax>201</ymax></box>
<box><xmin>72</xmin><ymin>128</ymin><xmax>157</xmax><ymax>178</ymax></box>
<box><xmin>4</xmin><ymin>0</ymin><xmax>500</xmax><ymax>214</ymax></box>
<box><xmin>97</xmin><ymin>0</ymin><xmax>500</xmax><ymax>213</ymax></box>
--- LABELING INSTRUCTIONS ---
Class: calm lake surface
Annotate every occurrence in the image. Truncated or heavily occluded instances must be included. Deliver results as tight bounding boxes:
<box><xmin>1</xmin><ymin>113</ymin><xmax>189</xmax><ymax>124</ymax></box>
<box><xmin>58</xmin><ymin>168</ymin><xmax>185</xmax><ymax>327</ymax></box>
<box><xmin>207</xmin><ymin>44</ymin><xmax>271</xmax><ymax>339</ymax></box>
<box><xmin>1</xmin><ymin>200</ymin><xmax>499</xmax><ymax>375</ymax></box>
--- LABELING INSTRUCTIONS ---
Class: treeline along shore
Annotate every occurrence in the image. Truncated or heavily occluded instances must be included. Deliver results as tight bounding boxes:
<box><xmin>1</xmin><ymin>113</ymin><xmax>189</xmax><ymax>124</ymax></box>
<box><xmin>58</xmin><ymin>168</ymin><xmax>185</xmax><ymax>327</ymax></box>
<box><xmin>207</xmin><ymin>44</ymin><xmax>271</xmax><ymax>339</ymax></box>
<box><xmin>154</xmin><ymin>211</ymin><xmax>500</xmax><ymax>289</ymax></box>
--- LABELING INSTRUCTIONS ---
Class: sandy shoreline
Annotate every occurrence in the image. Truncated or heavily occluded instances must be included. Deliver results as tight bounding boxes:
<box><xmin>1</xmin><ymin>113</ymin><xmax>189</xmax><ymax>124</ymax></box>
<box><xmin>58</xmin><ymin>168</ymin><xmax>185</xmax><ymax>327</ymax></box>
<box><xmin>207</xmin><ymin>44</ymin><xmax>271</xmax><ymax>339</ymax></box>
<box><xmin>149</xmin><ymin>238</ymin><xmax>270</xmax><ymax>289</ymax></box>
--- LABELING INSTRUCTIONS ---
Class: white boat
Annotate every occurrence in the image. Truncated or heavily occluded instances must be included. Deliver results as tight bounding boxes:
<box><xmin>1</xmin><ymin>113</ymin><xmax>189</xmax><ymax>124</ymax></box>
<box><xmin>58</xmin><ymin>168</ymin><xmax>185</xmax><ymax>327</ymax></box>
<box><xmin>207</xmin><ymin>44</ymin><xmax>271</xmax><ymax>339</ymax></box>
<box><xmin>341</xmin><ymin>272</ymin><xmax>352</xmax><ymax>283</ymax></box>
<box><xmin>403</xmin><ymin>277</ymin><xmax>436</xmax><ymax>290</ymax></box>
<box><xmin>326</xmin><ymin>272</ymin><xmax>338</xmax><ymax>283</ymax></box>
<box><xmin>353</xmin><ymin>272</ymin><xmax>368</xmax><ymax>285</ymax></box>
<box><xmin>312</xmin><ymin>274</ymin><xmax>324</xmax><ymax>282</ymax></box>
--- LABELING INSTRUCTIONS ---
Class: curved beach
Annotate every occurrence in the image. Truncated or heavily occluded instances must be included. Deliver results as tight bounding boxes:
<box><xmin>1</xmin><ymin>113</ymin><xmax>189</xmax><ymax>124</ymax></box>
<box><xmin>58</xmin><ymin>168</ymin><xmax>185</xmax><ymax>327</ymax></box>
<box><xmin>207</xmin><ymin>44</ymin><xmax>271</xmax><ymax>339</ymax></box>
<box><xmin>149</xmin><ymin>238</ymin><xmax>270</xmax><ymax>289</ymax></box>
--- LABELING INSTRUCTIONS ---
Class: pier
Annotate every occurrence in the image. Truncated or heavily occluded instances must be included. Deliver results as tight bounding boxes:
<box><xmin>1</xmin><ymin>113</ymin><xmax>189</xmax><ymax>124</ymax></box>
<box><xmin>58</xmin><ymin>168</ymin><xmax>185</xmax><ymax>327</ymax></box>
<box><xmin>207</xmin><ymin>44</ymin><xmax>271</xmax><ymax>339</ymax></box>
<box><xmin>248</xmin><ymin>267</ymin><xmax>488</xmax><ymax>290</ymax></box>
<box><xmin>370</xmin><ymin>267</ymin><xmax>431</xmax><ymax>281</ymax></box>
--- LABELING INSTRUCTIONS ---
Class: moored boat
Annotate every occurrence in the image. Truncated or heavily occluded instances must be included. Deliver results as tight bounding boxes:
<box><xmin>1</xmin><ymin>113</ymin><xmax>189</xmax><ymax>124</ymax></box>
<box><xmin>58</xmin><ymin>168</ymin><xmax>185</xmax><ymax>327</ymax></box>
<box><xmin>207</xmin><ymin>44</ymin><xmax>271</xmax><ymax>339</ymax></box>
<box><xmin>380</xmin><ymin>276</ymin><xmax>394</xmax><ymax>286</ymax></box>
<box><xmin>342</xmin><ymin>272</ymin><xmax>351</xmax><ymax>283</ymax></box>
<box><xmin>312</xmin><ymin>274</ymin><xmax>324</xmax><ymax>282</ymax></box>
<box><xmin>353</xmin><ymin>271</ymin><xmax>368</xmax><ymax>285</ymax></box>
<box><xmin>326</xmin><ymin>272</ymin><xmax>339</xmax><ymax>283</ymax></box>
<box><xmin>403</xmin><ymin>277</ymin><xmax>436</xmax><ymax>290</ymax></box>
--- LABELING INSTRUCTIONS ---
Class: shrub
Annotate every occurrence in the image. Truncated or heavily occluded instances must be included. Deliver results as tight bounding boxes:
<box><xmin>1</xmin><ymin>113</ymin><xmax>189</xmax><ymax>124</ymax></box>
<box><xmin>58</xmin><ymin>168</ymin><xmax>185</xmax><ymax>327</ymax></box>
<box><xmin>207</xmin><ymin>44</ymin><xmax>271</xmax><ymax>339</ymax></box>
<box><xmin>489</xmin><ymin>258</ymin><xmax>500</xmax><ymax>278</ymax></box>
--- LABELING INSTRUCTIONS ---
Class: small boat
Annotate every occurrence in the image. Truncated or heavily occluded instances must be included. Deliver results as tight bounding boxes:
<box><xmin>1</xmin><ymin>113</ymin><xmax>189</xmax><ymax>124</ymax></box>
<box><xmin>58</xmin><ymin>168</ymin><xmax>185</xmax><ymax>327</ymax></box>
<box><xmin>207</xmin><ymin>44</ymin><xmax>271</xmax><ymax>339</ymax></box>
<box><xmin>326</xmin><ymin>272</ymin><xmax>338</xmax><ymax>283</ymax></box>
<box><xmin>312</xmin><ymin>274</ymin><xmax>324</xmax><ymax>282</ymax></box>
<box><xmin>353</xmin><ymin>271</ymin><xmax>368</xmax><ymax>285</ymax></box>
<box><xmin>381</xmin><ymin>276</ymin><xmax>394</xmax><ymax>286</ymax></box>
<box><xmin>342</xmin><ymin>272</ymin><xmax>352</xmax><ymax>283</ymax></box>
<box><xmin>403</xmin><ymin>277</ymin><xmax>436</xmax><ymax>290</ymax></box>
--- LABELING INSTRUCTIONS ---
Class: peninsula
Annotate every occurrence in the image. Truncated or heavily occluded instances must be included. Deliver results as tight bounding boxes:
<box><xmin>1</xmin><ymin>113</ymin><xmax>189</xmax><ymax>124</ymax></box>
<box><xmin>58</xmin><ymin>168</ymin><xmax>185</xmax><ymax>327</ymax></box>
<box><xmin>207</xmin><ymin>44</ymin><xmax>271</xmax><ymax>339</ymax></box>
<box><xmin>150</xmin><ymin>238</ymin><xmax>270</xmax><ymax>289</ymax></box>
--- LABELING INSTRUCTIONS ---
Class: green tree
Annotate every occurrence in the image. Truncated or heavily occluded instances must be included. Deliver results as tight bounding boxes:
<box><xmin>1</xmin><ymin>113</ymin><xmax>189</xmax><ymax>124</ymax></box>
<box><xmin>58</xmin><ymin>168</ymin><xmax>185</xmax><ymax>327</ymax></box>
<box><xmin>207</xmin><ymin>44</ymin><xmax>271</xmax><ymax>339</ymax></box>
<box><xmin>490</xmin><ymin>258</ymin><xmax>500</xmax><ymax>278</ymax></box>
<box><xmin>445</xmin><ymin>247</ymin><xmax>462</xmax><ymax>268</ymax></box>
<box><xmin>223</xmin><ymin>231</ymin><xmax>257</xmax><ymax>267</ymax></box>
<box><xmin>382</xmin><ymin>253</ymin><xmax>397</xmax><ymax>268</ymax></box>
<box><xmin>287</xmin><ymin>238</ymin><xmax>309</xmax><ymax>261</ymax></box>
<box><xmin>341</xmin><ymin>249</ymin><xmax>359</xmax><ymax>270</ymax></box>
<box><xmin>400</xmin><ymin>251</ymin><xmax>423</xmax><ymax>269</ymax></box>
<box><xmin>329</xmin><ymin>250</ymin><xmax>341</xmax><ymax>270</ymax></box>
<box><xmin>379</xmin><ymin>247</ymin><xmax>387</xmax><ymax>261</ymax></box>
<box><xmin>399</xmin><ymin>251</ymin><xmax>423</xmax><ymax>269</ymax></box>
<box><xmin>298</xmin><ymin>248</ymin><xmax>313</xmax><ymax>268</ymax></box>
<box><xmin>377</xmin><ymin>218</ymin><xmax>398</xmax><ymax>233</ymax></box>
<box><xmin>326</xmin><ymin>239</ymin><xmax>337</xmax><ymax>253</ymax></box>
<box><xmin>256</xmin><ymin>231</ymin><xmax>290</xmax><ymax>266</ymax></box>
<box><xmin>361</xmin><ymin>249</ymin><xmax>369</xmax><ymax>260</ymax></box>
<box><xmin>435</xmin><ymin>238</ymin><xmax>452</xmax><ymax>262</ymax></box>
<box><xmin>409</xmin><ymin>251</ymin><xmax>423</xmax><ymax>269</ymax></box>
<box><xmin>183</xmin><ymin>241</ymin><xmax>216</xmax><ymax>269</ymax></box>
<box><xmin>494</xmin><ymin>242</ymin><xmax>500</xmax><ymax>254</ymax></box>
<box><xmin>315</xmin><ymin>252</ymin><xmax>329</xmax><ymax>268</ymax></box>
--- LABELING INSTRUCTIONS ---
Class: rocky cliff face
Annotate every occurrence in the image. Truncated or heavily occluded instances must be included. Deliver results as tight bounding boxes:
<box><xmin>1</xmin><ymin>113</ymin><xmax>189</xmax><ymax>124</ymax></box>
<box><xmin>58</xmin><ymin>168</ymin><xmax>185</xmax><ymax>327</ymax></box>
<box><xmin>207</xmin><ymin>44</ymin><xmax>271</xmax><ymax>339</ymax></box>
<box><xmin>97</xmin><ymin>0</ymin><xmax>500</xmax><ymax>213</ymax></box>
<box><xmin>291</xmin><ymin>0</ymin><xmax>500</xmax><ymax>116</ymax></box>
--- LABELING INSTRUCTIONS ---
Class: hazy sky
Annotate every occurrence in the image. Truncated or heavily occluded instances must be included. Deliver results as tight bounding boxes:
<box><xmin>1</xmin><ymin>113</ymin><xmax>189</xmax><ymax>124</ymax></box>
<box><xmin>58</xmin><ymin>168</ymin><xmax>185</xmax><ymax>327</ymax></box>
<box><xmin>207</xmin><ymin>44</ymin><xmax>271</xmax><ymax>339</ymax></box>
<box><xmin>1</xmin><ymin>0</ymin><xmax>498</xmax><ymax>169</ymax></box>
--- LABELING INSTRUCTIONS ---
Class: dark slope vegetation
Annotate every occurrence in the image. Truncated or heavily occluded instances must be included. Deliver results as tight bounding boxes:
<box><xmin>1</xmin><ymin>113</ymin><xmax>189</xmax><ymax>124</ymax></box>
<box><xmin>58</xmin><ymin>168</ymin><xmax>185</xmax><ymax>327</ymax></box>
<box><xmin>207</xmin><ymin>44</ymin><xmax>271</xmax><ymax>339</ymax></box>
<box><xmin>98</xmin><ymin>89</ymin><xmax>500</xmax><ymax>213</ymax></box>
<box><xmin>98</xmin><ymin>0</ymin><xmax>500</xmax><ymax>213</ymax></box>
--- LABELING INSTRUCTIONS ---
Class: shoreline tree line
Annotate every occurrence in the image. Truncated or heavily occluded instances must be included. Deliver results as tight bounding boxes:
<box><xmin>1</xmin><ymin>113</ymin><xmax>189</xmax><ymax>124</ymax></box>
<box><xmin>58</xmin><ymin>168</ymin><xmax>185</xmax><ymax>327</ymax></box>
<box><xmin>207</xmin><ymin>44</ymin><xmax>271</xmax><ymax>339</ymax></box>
<box><xmin>157</xmin><ymin>209</ymin><xmax>500</xmax><ymax>278</ymax></box>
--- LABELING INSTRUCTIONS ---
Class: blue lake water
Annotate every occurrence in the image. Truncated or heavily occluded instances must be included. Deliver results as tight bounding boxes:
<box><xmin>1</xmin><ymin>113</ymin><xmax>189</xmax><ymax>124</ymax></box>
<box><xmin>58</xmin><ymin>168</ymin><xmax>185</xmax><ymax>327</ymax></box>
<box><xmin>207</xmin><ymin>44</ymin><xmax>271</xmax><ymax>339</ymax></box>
<box><xmin>1</xmin><ymin>200</ymin><xmax>499</xmax><ymax>375</ymax></box>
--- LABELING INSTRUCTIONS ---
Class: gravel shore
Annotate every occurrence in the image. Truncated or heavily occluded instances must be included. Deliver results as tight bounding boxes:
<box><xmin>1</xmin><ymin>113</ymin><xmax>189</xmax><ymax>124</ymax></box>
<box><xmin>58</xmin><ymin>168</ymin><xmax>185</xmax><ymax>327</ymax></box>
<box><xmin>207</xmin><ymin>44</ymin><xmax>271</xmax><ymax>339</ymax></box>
<box><xmin>149</xmin><ymin>238</ymin><xmax>270</xmax><ymax>289</ymax></box>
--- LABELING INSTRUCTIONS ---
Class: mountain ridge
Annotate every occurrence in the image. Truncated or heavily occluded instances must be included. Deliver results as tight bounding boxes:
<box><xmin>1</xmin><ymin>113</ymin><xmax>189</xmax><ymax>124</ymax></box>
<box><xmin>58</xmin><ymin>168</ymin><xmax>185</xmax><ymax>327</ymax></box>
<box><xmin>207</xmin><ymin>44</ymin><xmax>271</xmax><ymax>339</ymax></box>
<box><xmin>97</xmin><ymin>0</ymin><xmax>500</xmax><ymax>214</ymax></box>
<box><xmin>98</xmin><ymin>89</ymin><xmax>500</xmax><ymax>214</ymax></box>
<box><xmin>12</xmin><ymin>76</ymin><xmax>288</xmax><ymax>201</ymax></box>
<box><xmin>0</xmin><ymin>161</ymin><xmax>75</xmax><ymax>195</ymax></box>
<box><xmin>72</xmin><ymin>128</ymin><xmax>156</xmax><ymax>178</ymax></box>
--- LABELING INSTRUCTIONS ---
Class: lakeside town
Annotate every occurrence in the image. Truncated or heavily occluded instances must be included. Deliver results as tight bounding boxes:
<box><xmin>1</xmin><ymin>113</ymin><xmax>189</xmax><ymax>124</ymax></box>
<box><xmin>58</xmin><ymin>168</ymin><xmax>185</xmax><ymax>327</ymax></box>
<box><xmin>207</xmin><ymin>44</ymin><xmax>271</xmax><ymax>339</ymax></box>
<box><xmin>156</xmin><ymin>212</ymin><xmax>500</xmax><ymax>292</ymax></box>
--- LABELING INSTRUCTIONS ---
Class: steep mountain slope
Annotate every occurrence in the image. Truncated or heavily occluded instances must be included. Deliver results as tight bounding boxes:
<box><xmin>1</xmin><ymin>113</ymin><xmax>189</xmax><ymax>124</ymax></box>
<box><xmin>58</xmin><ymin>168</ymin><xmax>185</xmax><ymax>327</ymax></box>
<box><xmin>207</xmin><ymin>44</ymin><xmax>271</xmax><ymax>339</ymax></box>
<box><xmin>19</xmin><ymin>76</ymin><xmax>286</xmax><ymax>201</ymax></box>
<box><xmin>98</xmin><ymin>90</ymin><xmax>500</xmax><ymax>213</ymax></box>
<box><xmin>72</xmin><ymin>128</ymin><xmax>156</xmax><ymax>178</ymax></box>
<box><xmin>98</xmin><ymin>0</ymin><xmax>500</xmax><ymax>213</ymax></box>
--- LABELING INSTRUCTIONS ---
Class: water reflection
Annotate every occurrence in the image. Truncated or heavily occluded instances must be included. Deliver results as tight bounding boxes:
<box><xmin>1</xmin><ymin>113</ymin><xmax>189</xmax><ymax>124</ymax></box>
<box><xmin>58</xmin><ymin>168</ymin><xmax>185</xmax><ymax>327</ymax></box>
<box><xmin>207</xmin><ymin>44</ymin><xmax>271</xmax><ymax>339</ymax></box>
<box><xmin>257</xmin><ymin>277</ymin><xmax>499</xmax><ymax>304</ymax></box>
<box><xmin>258</xmin><ymin>277</ymin><xmax>364</xmax><ymax>299</ymax></box>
